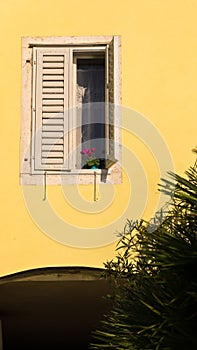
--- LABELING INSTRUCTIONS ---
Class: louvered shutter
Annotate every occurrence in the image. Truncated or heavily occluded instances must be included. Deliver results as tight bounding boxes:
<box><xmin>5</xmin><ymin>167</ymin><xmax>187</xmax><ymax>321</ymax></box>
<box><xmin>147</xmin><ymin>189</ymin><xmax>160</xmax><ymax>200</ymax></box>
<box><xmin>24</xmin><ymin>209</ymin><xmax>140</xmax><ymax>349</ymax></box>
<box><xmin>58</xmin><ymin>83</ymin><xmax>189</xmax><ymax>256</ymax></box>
<box><xmin>105</xmin><ymin>38</ymin><xmax>118</xmax><ymax>169</ymax></box>
<box><xmin>33</xmin><ymin>48</ymin><xmax>70</xmax><ymax>171</ymax></box>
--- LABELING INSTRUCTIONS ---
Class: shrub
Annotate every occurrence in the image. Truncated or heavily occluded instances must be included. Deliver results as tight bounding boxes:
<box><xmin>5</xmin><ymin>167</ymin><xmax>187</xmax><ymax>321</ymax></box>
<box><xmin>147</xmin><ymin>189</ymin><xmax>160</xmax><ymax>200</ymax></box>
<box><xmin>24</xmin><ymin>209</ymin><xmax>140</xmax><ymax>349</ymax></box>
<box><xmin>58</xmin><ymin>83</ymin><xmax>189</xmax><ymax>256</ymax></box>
<box><xmin>91</xmin><ymin>149</ymin><xmax>197</xmax><ymax>350</ymax></box>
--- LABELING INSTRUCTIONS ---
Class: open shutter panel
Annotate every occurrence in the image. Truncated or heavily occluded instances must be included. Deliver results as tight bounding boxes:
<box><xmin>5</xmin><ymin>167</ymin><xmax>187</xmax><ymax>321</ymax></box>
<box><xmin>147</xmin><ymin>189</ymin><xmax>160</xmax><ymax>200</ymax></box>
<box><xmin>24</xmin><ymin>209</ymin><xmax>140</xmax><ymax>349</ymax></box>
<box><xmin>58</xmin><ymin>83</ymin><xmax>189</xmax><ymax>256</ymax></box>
<box><xmin>105</xmin><ymin>39</ymin><xmax>117</xmax><ymax>169</ymax></box>
<box><xmin>34</xmin><ymin>48</ymin><xmax>70</xmax><ymax>171</ymax></box>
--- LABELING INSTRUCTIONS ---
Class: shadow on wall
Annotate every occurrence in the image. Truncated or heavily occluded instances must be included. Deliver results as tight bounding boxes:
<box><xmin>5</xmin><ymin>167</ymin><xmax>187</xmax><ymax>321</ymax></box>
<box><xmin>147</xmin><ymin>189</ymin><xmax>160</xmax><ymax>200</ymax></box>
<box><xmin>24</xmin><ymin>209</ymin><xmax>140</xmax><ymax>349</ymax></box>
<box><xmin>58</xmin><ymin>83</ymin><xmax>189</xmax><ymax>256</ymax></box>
<box><xmin>0</xmin><ymin>267</ymin><xmax>113</xmax><ymax>350</ymax></box>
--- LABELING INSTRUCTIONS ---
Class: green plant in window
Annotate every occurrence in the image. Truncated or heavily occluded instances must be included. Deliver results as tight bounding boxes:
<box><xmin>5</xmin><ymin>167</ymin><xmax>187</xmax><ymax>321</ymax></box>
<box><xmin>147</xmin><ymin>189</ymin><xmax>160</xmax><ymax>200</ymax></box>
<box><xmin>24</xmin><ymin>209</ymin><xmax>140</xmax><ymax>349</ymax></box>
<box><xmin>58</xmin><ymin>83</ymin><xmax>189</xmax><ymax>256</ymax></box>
<box><xmin>81</xmin><ymin>148</ymin><xmax>100</xmax><ymax>168</ymax></box>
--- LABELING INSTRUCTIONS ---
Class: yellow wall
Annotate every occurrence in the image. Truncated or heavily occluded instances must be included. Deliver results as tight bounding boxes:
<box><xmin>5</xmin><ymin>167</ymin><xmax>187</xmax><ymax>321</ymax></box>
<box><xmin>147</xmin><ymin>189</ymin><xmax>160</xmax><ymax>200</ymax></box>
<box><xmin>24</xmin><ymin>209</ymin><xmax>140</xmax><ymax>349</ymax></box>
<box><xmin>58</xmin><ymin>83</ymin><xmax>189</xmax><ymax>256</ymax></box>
<box><xmin>0</xmin><ymin>0</ymin><xmax>196</xmax><ymax>276</ymax></box>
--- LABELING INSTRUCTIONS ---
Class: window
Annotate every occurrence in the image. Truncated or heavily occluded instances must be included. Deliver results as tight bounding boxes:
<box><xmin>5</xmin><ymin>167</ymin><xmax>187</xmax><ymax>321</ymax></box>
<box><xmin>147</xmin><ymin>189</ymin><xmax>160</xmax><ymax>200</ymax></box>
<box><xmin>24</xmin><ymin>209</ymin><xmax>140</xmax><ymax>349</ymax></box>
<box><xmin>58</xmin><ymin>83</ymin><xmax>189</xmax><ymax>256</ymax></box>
<box><xmin>20</xmin><ymin>36</ymin><xmax>121</xmax><ymax>184</ymax></box>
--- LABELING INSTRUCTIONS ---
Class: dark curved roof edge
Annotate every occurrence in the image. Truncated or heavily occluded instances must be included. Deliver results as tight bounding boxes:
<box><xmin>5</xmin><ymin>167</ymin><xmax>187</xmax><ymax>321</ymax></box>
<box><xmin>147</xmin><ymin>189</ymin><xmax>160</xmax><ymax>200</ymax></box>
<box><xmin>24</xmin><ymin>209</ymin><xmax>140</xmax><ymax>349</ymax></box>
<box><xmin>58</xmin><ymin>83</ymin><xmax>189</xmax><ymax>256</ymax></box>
<box><xmin>0</xmin><ymin>266</ymin><xmax>105</xmax><ymax>283</ymax></box>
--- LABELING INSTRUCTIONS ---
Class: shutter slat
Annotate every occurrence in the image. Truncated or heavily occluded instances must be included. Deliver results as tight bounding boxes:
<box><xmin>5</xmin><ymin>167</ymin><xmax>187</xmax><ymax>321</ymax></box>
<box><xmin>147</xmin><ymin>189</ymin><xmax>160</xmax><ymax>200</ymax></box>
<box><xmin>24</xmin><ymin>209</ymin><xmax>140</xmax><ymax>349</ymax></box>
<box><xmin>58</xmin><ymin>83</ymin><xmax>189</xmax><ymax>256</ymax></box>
<box><xmin>42</xmin><ymin>138</ymin><xmax>64</xmax><ymax>145</ymax></box>
<box><xmin>42</xmin><ymin>113</ymin><xmax>64</xmax><ymax>118</ymax></box>
<box><xmin>42</xmin><ymin>125</ymin><xmax>63</xmax><ymax>132</ymax></box>
<box><xmin>43</xmin><ymin>68</ymin><xmax>64</xmax><ymax>75</ymax></box>
<box><xmin>43</xmin><ymin>75</ymin><xmax>64</xmax><ymax>81</ymax></box>
<box><xmin>43</xmin><ymin>62</ymin><xmax>64</xmax><ymax>68</ymax></box>
<box><xmin>43</xmin><ymin>56</ymin><xmax>64</xmax><ymax>62</ymax></box>
<box><xmin>42</xmin><ymin>97</ymin><xmax>64</xmax><ymax>104</ymax></box>
<box><xmin>42</xmin><ymin>106</ymin><xmax>64</xmax><ymax>112</ymax></box>
<box><xmin>42</xmin><ymin>151</ymin><xmax>64</xmax><ymax>158</ymax></box>
<box><xmin>42</xmin><ymin>131</ymin><xmax>63</xmax><ymax>138</ymax></box>
<box><xmin>42</xmin><ymin>158</ymin><xmax>63</xmax><ymax>164</ymax></box>
<box><xmin>43</xmin><ymin>87</ymin><xmax>64</xmax><ymax>94</ymax></box>
<box><xmin>43</xmin><ymin>81</ymin><xmax>64</xmax><ymax>87</ymax></box>
<box><xmin>42</xmin><ymin>144</ymin><xmax>64</xmax><ymax>151</ymax></box>
<box><xmin>42</xmin><ymin>118</ymin><xmax>64</xmax><ymax>125</ymax></box>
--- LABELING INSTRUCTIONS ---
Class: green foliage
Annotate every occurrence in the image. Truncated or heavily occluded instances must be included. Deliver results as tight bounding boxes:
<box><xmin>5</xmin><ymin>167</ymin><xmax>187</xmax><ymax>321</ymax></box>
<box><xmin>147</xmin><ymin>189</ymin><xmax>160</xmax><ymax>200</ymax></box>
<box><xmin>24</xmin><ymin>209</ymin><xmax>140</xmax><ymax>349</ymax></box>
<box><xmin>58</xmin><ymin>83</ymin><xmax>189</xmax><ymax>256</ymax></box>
<box><xmin>91</xmin><ymin>149</ymin><xmax>197</xmax><ymax>350</ymax></box>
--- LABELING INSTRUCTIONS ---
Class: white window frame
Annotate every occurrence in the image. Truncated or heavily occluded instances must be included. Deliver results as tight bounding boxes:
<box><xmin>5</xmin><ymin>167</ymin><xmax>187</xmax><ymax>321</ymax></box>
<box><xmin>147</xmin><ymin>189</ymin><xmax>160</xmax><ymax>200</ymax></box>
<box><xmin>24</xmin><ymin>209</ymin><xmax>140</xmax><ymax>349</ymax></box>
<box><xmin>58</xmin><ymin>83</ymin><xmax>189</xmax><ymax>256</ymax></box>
<box><xmin>20</xmin><ymin>36</ymin><xmax>121</xmax><ymax>185</ymax></box>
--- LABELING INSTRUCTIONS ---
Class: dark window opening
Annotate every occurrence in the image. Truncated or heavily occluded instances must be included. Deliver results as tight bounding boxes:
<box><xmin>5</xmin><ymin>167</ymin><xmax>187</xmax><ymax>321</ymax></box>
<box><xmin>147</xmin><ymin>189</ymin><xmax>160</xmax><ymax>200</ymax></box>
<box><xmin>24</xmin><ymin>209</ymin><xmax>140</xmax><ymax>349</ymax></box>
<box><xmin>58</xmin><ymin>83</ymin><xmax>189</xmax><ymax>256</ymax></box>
<box><xmin>77</xmin><ymin>58</ymin><xmax>106</xmax><ymax>169</ymax></box>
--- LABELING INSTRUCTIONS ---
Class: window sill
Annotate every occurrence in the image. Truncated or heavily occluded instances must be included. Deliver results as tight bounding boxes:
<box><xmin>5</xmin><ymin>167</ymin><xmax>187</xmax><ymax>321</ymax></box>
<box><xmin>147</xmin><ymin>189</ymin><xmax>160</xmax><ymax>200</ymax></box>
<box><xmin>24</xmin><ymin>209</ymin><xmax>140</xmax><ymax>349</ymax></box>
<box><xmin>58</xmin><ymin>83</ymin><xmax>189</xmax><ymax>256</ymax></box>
<box><xmin>20</xmin><ymin>163</ymin><xmax>122</xmax><ymax>185</ymax></box>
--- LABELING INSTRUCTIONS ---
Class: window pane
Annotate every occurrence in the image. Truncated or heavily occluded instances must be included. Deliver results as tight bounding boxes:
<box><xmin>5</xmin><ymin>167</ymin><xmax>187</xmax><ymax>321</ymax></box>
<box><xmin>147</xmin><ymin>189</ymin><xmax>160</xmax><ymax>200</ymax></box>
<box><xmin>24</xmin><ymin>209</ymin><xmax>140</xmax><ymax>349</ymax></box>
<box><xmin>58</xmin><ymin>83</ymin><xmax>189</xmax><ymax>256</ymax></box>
<box><xmin>77</xmin><ymin>58</ymin><xmax>105</xmax><ymax>167</ymax></box>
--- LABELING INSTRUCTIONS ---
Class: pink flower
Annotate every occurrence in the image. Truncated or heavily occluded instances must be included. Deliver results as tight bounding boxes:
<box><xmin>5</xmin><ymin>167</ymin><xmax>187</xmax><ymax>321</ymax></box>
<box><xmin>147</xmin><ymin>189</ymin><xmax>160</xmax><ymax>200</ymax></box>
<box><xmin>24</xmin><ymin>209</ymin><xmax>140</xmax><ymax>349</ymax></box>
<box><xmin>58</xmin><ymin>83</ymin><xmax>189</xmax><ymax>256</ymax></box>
<box><xmin>80</xmin><ymin>148</ymin><xmax>89</xmax><ymax>155</ymax></box>
<box><xmin>81</xmin><ymin>147</ymin><xmax>96</xmax><ymax>155</ymax></box>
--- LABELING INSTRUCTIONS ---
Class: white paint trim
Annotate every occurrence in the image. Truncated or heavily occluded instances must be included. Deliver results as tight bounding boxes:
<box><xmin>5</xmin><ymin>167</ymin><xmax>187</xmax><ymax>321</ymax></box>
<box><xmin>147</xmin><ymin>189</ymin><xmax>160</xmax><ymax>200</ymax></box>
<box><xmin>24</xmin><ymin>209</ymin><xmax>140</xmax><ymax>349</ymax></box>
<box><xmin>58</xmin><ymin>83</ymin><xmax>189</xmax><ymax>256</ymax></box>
<box><xmin>20</xmin><ymin>36</ymin><xmax>122</xmax><ymax>185</ymax></box>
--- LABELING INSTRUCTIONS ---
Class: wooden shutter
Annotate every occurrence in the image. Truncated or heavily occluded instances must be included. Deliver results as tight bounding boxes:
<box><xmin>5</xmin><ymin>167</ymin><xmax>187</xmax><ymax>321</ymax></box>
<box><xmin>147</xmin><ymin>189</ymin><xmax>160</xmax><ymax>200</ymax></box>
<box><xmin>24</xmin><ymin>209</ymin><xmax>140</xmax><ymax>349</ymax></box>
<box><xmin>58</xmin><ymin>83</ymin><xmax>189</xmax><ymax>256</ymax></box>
<box><xmin>33</xmin><ymin>48</ymin><xmax>70</xmax><ymax>171</ymax></box>
<box><xmin>105</xmin><ymin>38</ymin><xmax>117</xmax><ymax>169</ymax></box>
